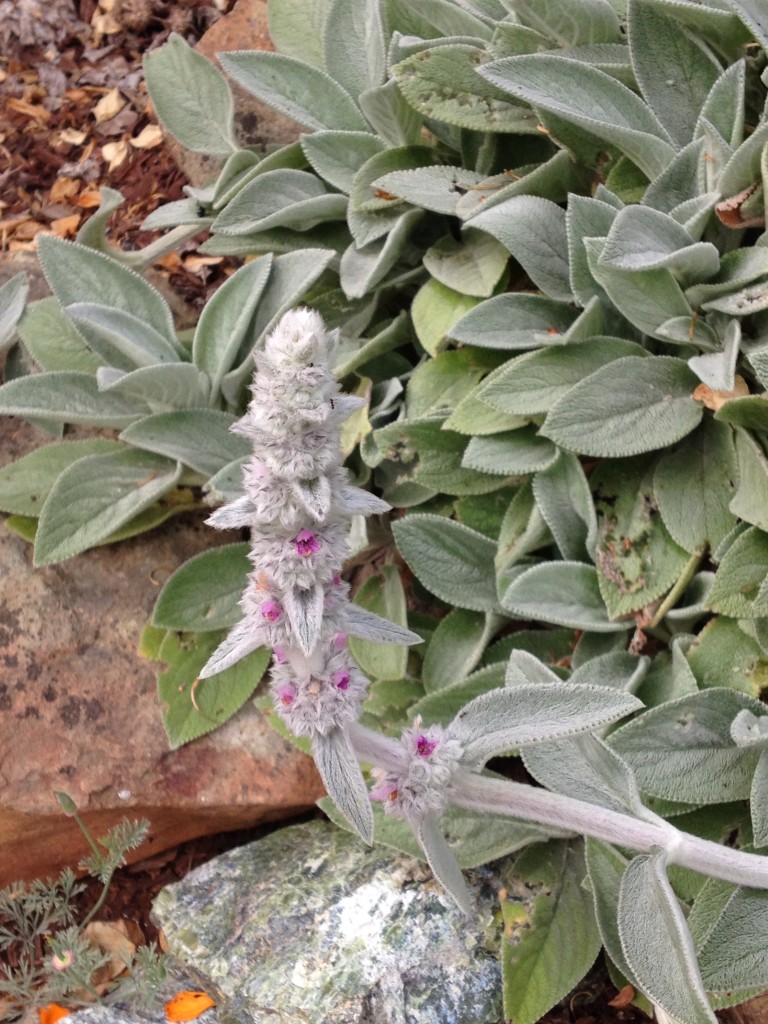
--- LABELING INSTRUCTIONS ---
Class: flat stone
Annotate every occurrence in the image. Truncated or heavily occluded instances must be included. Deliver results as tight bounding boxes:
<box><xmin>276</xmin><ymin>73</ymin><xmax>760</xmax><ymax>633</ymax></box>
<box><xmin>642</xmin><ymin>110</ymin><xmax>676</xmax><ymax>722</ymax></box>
<box><xmin>152</xmin><ymin>819</ymin><xmax>504</xmax><ymax>1024</ymax></box>
<box><xmin>170</xmin><ymin>0</ymin><xmax>304</xmax><ymax>187</ymax></box>
<box><xmin>0</xmin><ymin>418</ymin><xmax>323</xmax><ymax>886</ymax></box>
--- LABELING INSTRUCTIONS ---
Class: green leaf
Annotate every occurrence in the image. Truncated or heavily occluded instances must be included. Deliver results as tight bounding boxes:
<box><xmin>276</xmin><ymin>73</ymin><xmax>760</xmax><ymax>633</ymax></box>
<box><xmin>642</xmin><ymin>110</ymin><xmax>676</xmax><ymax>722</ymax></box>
<box><xmin>405</xmin><ymin>347</ymin><xmax>499</xmax><ymax>420</ymax></box>
<box><xmin>76</xmin><ymin>186</ymin><xmax>126</xmax><ymax>252</ymax></box>
<box><xmin>587</xmin><ymin>239</ymin><xmax>693</xmax><ymax>339</ymax></box>
<box><xmin>751</xmin><ymin>748</ymin><xmax>768</xmax><ymax>847</ymax></box>
<box><xmin>191</xmin><ymin>254</ymin><xmax>273</xmax><ymax>397</ymax></box>
<box><xmin>373</xmin><ymin>165</ymin><xmax>486</xmax><ymax>216</ymax></box>
<box><xmin>358</xmin><ymin>78</ymin><xmax>424</xmax><ymax>147</ymax></box>
<box><xmin>211</xmin><ymin>170</ymin><xmax>346</xmax><ymax>235</ymax></box>
<box><xmin>340</xmin><ymin>208</ymin><xmax>423</xmax><ymax>298</ymax></box>
<box><xmin>449</xmin><ymin>292</ymin><xmax>579</xmax><ymax>350</ymax></box>
<box><xmin>323</xmin><ymin>0</ymin><xmax>386</xmax><ymax>98</ymax></box>
<box><xmin>37</xmin><ymin>236</ymin><xmax>175</xmax><ymax>342</ymax></box>
<box><xmin>219</xmin><ymin>50</ymin><xmax>368</xmax><ymax>131</ymax></box>
<box><xmin>144</xmin><ymin>34</ymin><xmax>236</xmax><ymax>154</ymax></box>
<box><xmin>477</xmin><ymin>338</ymin><xmax>644</xmax><ymax>416</ymax></box>
<box><xmin>301</xmin><ymin>131</ymin><xmax>385</xmax><ymax>193</ymax></box>
<box><xmin>725</xmin><ymin>0</ymin><xmax>768</xmax><ymax>50</ymax></box>
<box><xmin>120</xmin><ymin>410</ymin><xmax>249</xmax><ymax>478</ymax></box>
<box><xmin>267</xmin><ymin>0</ymin><xmax>331</xmax><ymax>68</ymax></box>
<box><xmin>599</xmin><ymin>204</ymin><xmax>720</xmax><ymax>283</ymax></box>
<box><xmin>512</xmin><ymin>0</ymin><xmax>621</xmax><ymax>45</ymax></box>
<box><xmin>157</xmin><ymin>631</ymin><xmax>269</xmax><ymax>748</ymax></box>
<box><xmin>391</xmin><ymin>45</ymin><xmax>539</xmax><ymax>133</ymax></box>
<box><xmin>348</xmin><ymin>566</ymin><xmax>409</xmax><ymax>681</ymax></box>
<box><xmin>34</xmin><ymin>449</ymin><xmax>181</xmax><ymax>566</ymax></box>
<box><xmin>471</xmin><ymin>195</ymin><xmax>573</xmax><ymax>302</ymax></box>
<box><xmin>387</xmin><ymin>0</ymin><xmax>493</xmax><ymax>39</ymax></box>
<box><xmin>423</xmin><ymin>229</ymin><xmax>508</xmax><ymax>298</ymax></box>
<box><xmin>0</xmin><ymin>272</ymin><xmax>28</xmax><ymax>353</ymax></box>
<box><xmin>18</xmin><ymin>297</ymin><xmax>101</xmax><ymax>373</ymax></box>
<box><xmin>707</xmin><ymin>526</ymin><xmax>768</xmax><ymax>618</ymax></box>
<box><xmin>618</xmin><ymin>852</ymin><xmax>717</xmax><ymax>1024</ymax></box>
<box><xmin>0</xmin><ymin>371</ymin><xmax>147</xmax><ymax>427</ymax></box>
<box><xmin>411</xmin><ymin>278</ymin><xmax>480</xmax><ymax>356</ymax></box>
<box><xmin>152</xmin><ymin>544</ymin><xmax>250</xmax><ymax>631</ymax></box>
<box><xmin>729</xmin><ymin>429</ymin><xmax>768</xmax><ymax>532</ymax></box>
<box><xmin>479</xmin><ymin>54</ymin><xmax>676</xmax><ymax>179</ymax></box>
<box><xmin>609</xmin><ymin>688</ymin><xmax>765</xmax><ymax>804</ymax></box>
<box><xmin>695</xmin><ymin>881</ymin><xmax>768</xmax><ymax>1000</ymax></box>
<box><xmin>97</xmin><ymin>364</ymin><xmax>210</xmax><ymax>413</ymax></box>
<box><xmin>585</xmin><ymin>841</ymin><xmax>637</xmax><ymax>985</ymax></box>
<box><xmin>410</xmin><ymin>662</ymin><xmax>508</xmax><ymax>725</ymax></box>
<box><xmin>393</xmin><ymin>514</ymin><xmax>500</xmax><ymax>611</ymax></box>
<box><xmin>462</xmin><ymin>427</ymin><xmax>559</xmax><ymax>476</ymax></box>
<box><xmin>0</xmin><ymin>439</ymin><xmax>124</xmax><ymax>516</ymax></box>
<box><xmin>66</xmin><ymin>303</ymin><xmax>183</xmax><ymax>369</ymax></box>
<box><xmin>422</xmin><ymin>609</ymin><xmax>501</xmax><ymax>693</ymax></box>
<box><xmin>542</xmin><ymin>356</ymin><xmax>703</xmax><ymax>458</ymax></box>
<box><xmin>565</xmin><ymin>194</ymin><xmax>620</xmax><ymax>306</ymax></box>
<box><xmin>374</xmin><ymin>418</ymin><xmax>504</xmax><ymax>495</ymax></box>
<box><xmin>502</xmin><ymin>841</ymin><xmax>601</xmax><ymax>1024</ymax></box>
<box><xmin>629</xmin><ymin>0</ymin><xmax>721</xmax><ymax>148</ymax></box>
<box><xmin>687</xmin><ymin>617</ymin><xmax>768</xmax><ymax>697</ymax></box>
<box><xmin>533</xmin><ymin>451</ymin><xmax>597</xmax><ymax>563</ymax></box>
<box><xmin>592</xmin><ymin>456</ymin><xmax>691</xmax><ymax>617</ymax></box>
<box><xmin>654</xmin><ymin>418</ymin><xmax>737</xmax><ymax>554</ymax></box>
<box><xmin>501</xmin><ymin>562</ymin><xmax>627</xmax><ymax>632</ymax></box>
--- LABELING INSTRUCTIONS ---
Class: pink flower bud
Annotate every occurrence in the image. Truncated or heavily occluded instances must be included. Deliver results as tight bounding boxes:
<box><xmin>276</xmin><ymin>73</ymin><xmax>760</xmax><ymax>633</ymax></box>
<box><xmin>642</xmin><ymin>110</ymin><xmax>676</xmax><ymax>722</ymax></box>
<box><xmin>370</xmin><ymin>779</ymin><xmax>398</xmax><ymax>802</ymax></box>
<box><xmin>272</xmin><ymin>646</ymin><xmax>287</xmax><ymax>664</ymax></box>
<box><xmin>261</xmin><ymin>599</ymin><xmax>282</xmax><ymax>622</ymax></box>
<box><xmin>277</xmin><ymin>684</ymin><xmax>297</xmax><ymax>706</ymax></box>
<box><xmin>331</xmin><ymin>632</ymin><xmax>347</xmax><ymax>650</ymax></box>
<box><xmin>295</xmin><ymin>529</ymin><xmax>320</xmax><ymax>556</ymax></box>
<box><xmin>332</xmin><ymin>670</ymin><xmax>350</xmax><ymax>690</ymax></box>
<box><xmin>415</xmin><ymin>734</ymin><xmax>438</xmax><ymax>758</ymax></box>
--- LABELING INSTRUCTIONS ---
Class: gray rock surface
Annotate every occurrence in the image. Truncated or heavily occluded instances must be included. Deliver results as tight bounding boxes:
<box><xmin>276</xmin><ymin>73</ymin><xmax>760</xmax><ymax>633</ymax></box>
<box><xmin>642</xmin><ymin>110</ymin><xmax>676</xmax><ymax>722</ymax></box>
<box><xmin>153</xmin><ymin>820</ymin><xmax>504</xmax><ymax>1024</ymax></box>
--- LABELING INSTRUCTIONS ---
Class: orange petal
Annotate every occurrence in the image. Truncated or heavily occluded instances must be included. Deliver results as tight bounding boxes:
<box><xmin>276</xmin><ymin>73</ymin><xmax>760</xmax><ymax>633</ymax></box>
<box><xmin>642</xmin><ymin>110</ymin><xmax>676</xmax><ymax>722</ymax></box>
<box><xmin>39</xmin><ymin>1004</ymin><xmax>71</xmax><ymax>1024</ymax></box>
<box><xmin>164</xmin><ymin>991</ymin><xmax>216</xmax><ymax>1022</ymax></box>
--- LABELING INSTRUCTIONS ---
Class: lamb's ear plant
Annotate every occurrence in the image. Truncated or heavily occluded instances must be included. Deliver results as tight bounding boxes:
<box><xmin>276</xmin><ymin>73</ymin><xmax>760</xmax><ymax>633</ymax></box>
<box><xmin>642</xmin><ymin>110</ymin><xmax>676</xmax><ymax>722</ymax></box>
<box><xmin>7</xmin><ymin>0</ymin><xmax>768</xmax><ymax>1019</ymax></box>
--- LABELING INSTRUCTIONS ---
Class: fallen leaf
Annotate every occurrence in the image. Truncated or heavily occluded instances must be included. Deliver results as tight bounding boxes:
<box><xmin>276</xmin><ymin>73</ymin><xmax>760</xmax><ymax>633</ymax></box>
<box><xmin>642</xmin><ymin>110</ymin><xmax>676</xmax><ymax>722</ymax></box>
<box><xmin>91</xmin><ymin>10</ymin><xmax>122</xmax><ymax>34</ymax></box>
<box><xmin>156</xmin><ymin>252</ymin><xmax>183</xmax><ymax>271</ymax></box>
<box><xmin>39</xmin><ymin>1005</ymin><xmax>71</xmax><ymax>1024</ymax></box>
<box><xmin>183</xmin><ymin>256</ymin><xmax>223</xmax><ymax>275</ymax></box>
<box><xmin>50</xmin><ymin>177</ymin><xmax>80</xmax><ymax>203</ymax></box>
<box><xmin>75</xmin><ymin>189</ymin><xmax>104</xmax><ymax>209</ymax></box>
<box><xmin>7</xmin><ymin>98</ymin><xmax>51</xmax><ymax>123</ymax></box>
<box><xmin>130</xmin><ymin>124</ymin><xmax>163</xmax><ymax>149</ymax></box>
<box><xmin>93</xmin><ymin>88</ymin><xmax>125</xmax><ymax>124</ymax></box>
<box><xmin>58</xmin><ymin>128</ymin><xmax>88</xmax><ymax>146</ymax></box>
<box><xmin>716</xmin><ymin>183</ymin><xmax>765</xmax><ymax>228</ymax></box>
<box><xmin>608</xmin><ymin>984</ymin><xmax>636</xmax><ymax>1008</ymax></box>
<box><xmin>101</xmin><ymin>139</ymin><xmax>129</xmax><ymax>172</ymax></box>
<box><xmin>51</xmin><ymin>213</ymin><xmax>81</xmax><ymax>237</ymax></box>
<box><xmin>693</xmin><ymin>376</ymin><xmax>750</xmax><ymax>411</ymax></box>
<box><xmin>164</xmin><ymin>991</ymin><xmax>216</xmax><ymax>1022</ymax></box>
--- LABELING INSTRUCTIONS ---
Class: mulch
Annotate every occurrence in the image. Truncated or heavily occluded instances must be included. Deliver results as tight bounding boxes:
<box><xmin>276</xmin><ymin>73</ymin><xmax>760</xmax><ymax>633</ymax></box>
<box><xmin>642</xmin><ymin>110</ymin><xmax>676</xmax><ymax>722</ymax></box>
<box><xmin>2</xmin><ymin>4</ymin><xmax>655</xmax><ymax>1022</ymax></box>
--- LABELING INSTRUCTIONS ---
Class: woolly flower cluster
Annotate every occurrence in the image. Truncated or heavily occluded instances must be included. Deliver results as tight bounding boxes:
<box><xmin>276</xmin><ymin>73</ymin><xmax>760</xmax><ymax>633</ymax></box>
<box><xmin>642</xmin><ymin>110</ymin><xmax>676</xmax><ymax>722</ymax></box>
<box><xmin>370</xmin><ymin>719</ymin><xmax>463</xmax><ymax>821</ymax></box>
<box><xmin>199</xmin><ymin>308</ymin><xmax>387</xmax><ymax>738</ymax></box>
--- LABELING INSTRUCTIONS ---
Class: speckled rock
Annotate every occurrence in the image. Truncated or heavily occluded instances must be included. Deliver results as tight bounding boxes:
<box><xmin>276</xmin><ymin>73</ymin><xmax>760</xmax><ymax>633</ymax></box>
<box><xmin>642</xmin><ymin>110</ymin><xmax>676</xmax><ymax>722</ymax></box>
<box><xmin>153</xmin><ymin>819</ymin><xmax>504</xmax><ymax>1024</ymax></box>
<box><xmin>0</xmin><ymin>418</ymin><xmax>324</xmax><ymax>886</ymax></box>
<box><xmin>62</xmin><ymin>963</ymin><xmax>220</xmax><ymax>1024</ymax></box>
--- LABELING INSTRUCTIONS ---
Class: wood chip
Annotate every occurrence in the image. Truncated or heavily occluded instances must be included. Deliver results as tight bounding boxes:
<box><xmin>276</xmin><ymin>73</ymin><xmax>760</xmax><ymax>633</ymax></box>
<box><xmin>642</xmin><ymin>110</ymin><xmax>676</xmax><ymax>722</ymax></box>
<box><xmin>184</xmin><ymin>255</ymin><xmax>224</xmax><ymax>274</ymax></box>
<box><xmin>50</xmin><ymin>177</ymin><xmax>81</xmax><ymax>203</ymax></box>
<box><xmin>130</xmin><ymin>124</ymin><xmax>163</xmax><ymax>149</ymax></box>
<box><xmin>51</xmin><ymin>213</ymin><xmax>82</xmax><ymax>237</ymax></box>
<box><xmin>101</xmin><ymin>139</ymin><xmax>129</xmax><ymax>171</ymax></box>
<box><xmin>7</xmin><ymin>98</ymin><xmax>51</xmax><ymax>123</ymax></box>
<box><xmin>93</xmin><ymin>87</ymin><xmax>125</xmax><ymax>124</ymax></box>
<box><xmin>58</xmin><ymin>127</ymin><xmax>88</xmax><ymax>146</ymax></box>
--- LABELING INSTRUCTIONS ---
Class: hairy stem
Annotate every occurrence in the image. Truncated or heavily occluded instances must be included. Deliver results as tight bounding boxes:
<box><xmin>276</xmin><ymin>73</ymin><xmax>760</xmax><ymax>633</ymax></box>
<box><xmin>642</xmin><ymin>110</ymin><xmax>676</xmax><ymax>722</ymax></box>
<box><xmin>450</xmin><ymin>772</ymin><xmax>768</xmax><ymax>889</ymax></box>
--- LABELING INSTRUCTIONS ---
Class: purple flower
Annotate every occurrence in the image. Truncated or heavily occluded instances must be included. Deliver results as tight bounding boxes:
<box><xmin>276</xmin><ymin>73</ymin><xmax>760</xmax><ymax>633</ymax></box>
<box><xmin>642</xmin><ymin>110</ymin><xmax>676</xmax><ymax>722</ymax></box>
<box><xmin>416</xmin><ymin>734</ymin><xmax>438</xmax><ymax>758</ymax></box>
<box><xmin>333</xmin><ymin>670</ymin><xmax>350</xmax><ymax>690</ymax></box>
<box><xmin>261</xmin><ymin>599</ymin><xmax>282</xmax><ymax>622</ymax></box>
<box><xmin>277</xmin><ymin>683</ymin><xmax>297</xmax><ymax>706</ymax></box>
<box><xmin>331</xmin><ymin>631</ymin><xmax>347</xmax><ymax>650</ymax></box>
<box><xmin>273</xmin><ymin>646</ymin><xmax>287</xmax><ymax>664</ymax></box>
<box><xmin>295</xmin><ymin>529</ymin><xmax>320</xmax><ymax>556</ymax></box>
